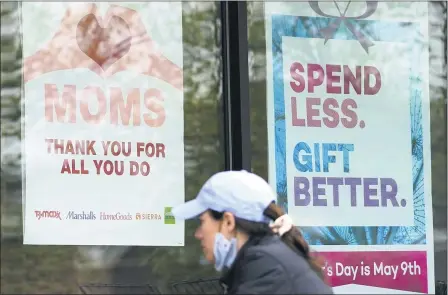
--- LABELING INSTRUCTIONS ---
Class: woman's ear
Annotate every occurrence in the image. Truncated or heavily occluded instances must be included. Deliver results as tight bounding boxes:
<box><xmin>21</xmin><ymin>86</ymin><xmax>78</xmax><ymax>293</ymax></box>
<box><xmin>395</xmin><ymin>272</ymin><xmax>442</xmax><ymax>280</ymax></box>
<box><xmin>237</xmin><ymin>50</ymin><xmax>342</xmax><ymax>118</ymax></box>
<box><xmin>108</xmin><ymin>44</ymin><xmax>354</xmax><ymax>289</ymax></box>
<box><xmin>221</xmin><ymin>212</ymin><xmax>236</xmax><ymax>235</ymax></box>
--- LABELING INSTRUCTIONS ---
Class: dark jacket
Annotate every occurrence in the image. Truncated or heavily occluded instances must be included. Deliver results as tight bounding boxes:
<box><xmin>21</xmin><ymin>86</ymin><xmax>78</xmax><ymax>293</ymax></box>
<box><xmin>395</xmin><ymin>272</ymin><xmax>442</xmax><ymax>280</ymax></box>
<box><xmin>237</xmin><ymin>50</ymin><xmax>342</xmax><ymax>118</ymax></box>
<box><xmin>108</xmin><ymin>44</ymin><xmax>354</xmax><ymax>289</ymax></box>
<box><xmin>220</xmin><ymin>235</ymin><xmax>333</xmax><ymax>294</ymax></box>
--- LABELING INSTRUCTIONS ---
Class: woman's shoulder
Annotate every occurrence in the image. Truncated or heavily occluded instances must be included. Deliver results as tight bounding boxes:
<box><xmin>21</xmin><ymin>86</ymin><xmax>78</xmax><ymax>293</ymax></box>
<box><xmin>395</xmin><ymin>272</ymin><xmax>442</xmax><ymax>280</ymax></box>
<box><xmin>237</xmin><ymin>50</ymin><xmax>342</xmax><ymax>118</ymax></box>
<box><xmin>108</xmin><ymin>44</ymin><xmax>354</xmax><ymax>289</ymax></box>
<box><xmin>245</xmin><ymin>235</ymin><xmax>310</xmax><ymax>273</ymax></box>
<box><xmin>242</xmin><ymin>235</ymin><xmax>333</xmax><ymax>294</ymax></box>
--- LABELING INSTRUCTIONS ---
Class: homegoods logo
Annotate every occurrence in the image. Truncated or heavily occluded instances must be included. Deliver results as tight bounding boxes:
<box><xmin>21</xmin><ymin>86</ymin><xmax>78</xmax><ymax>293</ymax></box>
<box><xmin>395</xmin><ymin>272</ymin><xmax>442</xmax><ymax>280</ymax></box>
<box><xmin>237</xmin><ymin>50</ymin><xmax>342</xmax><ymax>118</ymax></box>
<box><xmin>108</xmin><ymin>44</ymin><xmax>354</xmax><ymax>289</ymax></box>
<box><xmin>66</xmin><ymin>211</ymin><xmax>96</xmax><ymax>220</ymax></box>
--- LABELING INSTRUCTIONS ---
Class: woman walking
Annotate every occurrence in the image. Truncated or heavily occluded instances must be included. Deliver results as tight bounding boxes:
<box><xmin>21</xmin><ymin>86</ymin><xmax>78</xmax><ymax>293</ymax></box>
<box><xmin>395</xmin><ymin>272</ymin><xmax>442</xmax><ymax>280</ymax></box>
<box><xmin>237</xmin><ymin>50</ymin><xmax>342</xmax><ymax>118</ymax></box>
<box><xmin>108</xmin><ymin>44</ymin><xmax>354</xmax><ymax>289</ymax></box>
<box><xmin>172</xmin><ymin>170</ymin><xmax>333</xmax><ymax>294</ymax></box>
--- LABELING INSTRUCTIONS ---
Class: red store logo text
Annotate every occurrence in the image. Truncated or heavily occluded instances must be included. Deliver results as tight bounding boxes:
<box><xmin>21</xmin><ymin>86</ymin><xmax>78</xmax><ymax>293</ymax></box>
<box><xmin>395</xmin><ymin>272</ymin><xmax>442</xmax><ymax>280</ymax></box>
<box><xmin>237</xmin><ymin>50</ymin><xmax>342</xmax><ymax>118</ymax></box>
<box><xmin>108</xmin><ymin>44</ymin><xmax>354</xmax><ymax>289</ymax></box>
<box><xmin>34</xmin><ymin>210</ymin><xmax>62</xmax><ymax>220</ymax></box>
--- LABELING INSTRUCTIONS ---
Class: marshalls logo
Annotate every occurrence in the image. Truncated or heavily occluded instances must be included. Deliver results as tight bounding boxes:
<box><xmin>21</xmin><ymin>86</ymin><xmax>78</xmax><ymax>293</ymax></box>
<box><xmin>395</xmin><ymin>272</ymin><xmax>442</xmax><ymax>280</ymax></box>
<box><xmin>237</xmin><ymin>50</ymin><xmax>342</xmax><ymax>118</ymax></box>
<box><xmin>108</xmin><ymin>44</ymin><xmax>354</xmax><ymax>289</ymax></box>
<box><xmin>164</xmin><ymin>207</ymin><xmax>175</xmax><ymax>224</ymax></box>
<box><xmin>66</xmin><ymin>211</ymin><xmax>96</xmax><ymax>220</ymax></box>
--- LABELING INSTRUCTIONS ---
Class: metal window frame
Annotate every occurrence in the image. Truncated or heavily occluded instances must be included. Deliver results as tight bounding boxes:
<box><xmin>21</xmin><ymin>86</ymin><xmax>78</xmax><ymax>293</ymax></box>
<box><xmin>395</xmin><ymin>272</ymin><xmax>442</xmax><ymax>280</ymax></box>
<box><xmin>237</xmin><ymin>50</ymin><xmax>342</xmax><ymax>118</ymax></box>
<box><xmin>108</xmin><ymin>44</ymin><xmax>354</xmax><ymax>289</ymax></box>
<box><xmin>220</xmin><ymin>1</ymin><xmax>251</xmax><ymax>171</ymax></box>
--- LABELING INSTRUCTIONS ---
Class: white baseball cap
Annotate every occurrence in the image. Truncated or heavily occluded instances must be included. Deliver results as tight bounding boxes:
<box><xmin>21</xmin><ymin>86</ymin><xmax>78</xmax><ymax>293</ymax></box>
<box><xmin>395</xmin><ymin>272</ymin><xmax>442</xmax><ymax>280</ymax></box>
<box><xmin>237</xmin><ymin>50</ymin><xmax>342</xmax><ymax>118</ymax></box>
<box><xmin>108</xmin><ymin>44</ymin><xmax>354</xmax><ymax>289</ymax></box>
<box><xmin>172</xmin><ymin>170</ymin><xmax>276</xmax><ymax>223</ymax></box>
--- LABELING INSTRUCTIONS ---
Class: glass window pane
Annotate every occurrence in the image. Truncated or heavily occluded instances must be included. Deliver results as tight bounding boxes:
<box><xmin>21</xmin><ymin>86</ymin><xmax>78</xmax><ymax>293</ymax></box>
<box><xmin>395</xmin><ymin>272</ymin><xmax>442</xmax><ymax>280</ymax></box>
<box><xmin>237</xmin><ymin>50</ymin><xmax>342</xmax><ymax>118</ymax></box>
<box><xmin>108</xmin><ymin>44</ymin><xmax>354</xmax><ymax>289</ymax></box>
<box><xmin>248</xmin><ymin>1</ymin><xmax>447</xmax><ymax>292</ymax></box>
<box><xmin>1</xmin><ymin>2</ymin><xmax>222</xmax><ymax>293</ymax></box>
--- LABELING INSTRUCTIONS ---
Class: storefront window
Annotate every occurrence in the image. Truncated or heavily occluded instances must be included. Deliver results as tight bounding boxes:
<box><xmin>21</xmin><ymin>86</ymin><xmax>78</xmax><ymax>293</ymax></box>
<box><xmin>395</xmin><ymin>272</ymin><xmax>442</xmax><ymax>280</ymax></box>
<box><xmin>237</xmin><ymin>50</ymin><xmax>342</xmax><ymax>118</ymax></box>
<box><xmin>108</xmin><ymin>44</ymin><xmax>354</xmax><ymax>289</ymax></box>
<box><xmin>249</xmin><ymin>1</ymin><xmax>447</xmax><ymax>293</ymax></box>
<box><xmin>1</xmin><ymin>2</ymin><xmax>222</xmax><ymax>293</ymax></box>
<box><xmin>1</xmin><ymin>1</ymin><xmax>446</xmax><ymax>294</ymax></box>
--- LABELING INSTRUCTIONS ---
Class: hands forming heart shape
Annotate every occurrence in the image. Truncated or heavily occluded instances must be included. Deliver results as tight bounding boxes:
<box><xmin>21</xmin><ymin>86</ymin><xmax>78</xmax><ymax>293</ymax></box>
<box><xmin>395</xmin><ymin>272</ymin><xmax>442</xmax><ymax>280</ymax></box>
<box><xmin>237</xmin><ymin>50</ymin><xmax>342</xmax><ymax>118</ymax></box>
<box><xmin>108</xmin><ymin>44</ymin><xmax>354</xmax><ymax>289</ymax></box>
<box><xmin>23</xmin><ymin>3</ymin><xmax>183</xmax><ymax>90</ymax></box>
<box><xmin>76</xmin><ymin>13</ymin><xmax>132</xmax><ymax>71</ymax></box>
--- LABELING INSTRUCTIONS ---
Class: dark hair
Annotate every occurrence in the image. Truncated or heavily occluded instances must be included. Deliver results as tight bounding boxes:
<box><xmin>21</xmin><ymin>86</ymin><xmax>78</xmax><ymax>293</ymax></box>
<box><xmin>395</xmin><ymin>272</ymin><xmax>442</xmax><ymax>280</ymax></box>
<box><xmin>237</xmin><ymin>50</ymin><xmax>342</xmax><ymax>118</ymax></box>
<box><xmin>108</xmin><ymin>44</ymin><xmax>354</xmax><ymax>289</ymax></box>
<box><xmin>209</xmin><ymin>203</ymin><xmax>324</xmax><ymax>278</ymax></box>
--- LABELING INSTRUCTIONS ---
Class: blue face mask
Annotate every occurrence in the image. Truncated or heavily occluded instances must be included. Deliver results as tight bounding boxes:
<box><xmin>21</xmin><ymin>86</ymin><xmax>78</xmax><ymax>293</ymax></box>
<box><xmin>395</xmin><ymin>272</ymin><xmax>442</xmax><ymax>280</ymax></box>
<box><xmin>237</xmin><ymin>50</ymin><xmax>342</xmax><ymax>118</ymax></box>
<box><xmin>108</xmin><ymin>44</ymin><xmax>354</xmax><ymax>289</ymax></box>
<box><xmin>213</xmin><ymin>232</ymin><xmax>238</xmax><ymax>272</ymax></box>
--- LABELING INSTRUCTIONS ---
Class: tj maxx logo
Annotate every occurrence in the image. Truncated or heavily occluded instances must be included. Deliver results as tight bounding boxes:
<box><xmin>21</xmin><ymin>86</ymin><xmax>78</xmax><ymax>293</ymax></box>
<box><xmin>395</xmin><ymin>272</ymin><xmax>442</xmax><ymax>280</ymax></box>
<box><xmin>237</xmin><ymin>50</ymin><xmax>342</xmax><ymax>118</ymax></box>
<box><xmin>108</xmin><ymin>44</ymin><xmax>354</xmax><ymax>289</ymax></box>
<box><xmin>34</xmin><ymin>210</ymin><xmax>62</xmax><ymax>220</ymax></box>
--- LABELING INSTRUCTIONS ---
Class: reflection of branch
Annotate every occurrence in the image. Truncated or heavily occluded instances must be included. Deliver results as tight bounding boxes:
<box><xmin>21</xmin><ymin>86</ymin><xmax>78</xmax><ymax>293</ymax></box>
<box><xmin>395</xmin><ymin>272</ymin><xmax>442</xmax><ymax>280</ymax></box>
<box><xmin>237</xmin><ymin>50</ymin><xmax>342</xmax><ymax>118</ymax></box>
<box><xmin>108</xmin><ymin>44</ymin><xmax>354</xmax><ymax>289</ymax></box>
<box><xmin>214</xmin><ymin>1</ymin><xmax>221</xmax><ymax>86</ymax></box>
<box><xmin>292</xmin><ymin>16</ymin><xmax>302</xmax><ymax>37</ymax></box>
<box><xmin>301</xmin><ymin>16</ymin><xmax>319</xmax><ymax>39</ymax></box>
<box><xmin>272</xmin><ymin>16</ymin><xmax>301</xmax><ymax>55</ymax></box>
<box><xmin>272</xmin><ymin>38</ymin><xmax>282</xmax><ymax>55</ymax></box>
<box><xmin>441</xmin><ymin>2</ymin><xmax>447</xmax><ymax>75</ymax></box>
<box><xmin>107</xmin><ymin>32</ymin><xmax>147</xmax><ymax>63</ymax></box>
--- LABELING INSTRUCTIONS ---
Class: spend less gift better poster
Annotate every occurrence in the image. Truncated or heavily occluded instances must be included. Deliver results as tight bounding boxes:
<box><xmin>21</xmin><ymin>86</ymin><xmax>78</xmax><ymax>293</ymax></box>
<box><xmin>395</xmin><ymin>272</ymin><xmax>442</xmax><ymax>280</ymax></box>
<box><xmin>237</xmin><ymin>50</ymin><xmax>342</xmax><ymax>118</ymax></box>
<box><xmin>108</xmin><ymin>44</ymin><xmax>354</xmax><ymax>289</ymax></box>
<box><xmin>265</xmin><ymin>1</ymin><xmax>435</xmax><ymax>294</ymax></box>
<box><xmin>22</xmin><ymin>2</ymin><xmax>185</xmax><ymax>246</ymax></box>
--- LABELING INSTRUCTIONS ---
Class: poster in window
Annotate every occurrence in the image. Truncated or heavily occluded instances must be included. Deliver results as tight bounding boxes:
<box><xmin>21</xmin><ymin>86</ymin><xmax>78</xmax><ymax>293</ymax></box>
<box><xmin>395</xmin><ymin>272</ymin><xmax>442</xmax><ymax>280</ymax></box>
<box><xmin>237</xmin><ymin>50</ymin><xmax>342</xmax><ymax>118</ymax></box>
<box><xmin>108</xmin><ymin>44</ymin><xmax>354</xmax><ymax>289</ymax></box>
<box><xmin>265</xmin><ymin>1</ymin><xmax>434</xmax><ymax>293</ymax></box>
<box><xmin>22</xmin><ymin>2</ymin><xmax>185</xmax><ymax>246</ymax></box>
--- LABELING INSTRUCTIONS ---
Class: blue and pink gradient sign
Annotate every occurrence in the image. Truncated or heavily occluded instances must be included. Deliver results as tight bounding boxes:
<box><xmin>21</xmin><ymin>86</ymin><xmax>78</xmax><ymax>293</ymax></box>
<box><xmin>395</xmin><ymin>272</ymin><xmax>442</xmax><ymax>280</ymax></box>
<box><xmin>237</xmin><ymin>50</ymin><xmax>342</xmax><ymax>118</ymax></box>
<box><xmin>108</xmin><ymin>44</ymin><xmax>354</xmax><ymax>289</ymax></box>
<box><xmin>265</xmin><ymin>2</ymin><xmax>434</xmax><ymax>294</ymax></box>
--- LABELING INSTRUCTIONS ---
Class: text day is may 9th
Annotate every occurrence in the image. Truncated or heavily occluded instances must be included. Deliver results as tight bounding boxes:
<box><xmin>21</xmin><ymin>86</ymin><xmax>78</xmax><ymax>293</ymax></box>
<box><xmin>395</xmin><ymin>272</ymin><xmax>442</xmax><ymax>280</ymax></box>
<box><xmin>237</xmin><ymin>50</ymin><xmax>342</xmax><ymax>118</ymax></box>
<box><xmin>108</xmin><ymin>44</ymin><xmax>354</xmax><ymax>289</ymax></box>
<box><xmin>45</xmin><ymin>139</ymin><xmax>166</xmax><ymax>176</ymax></box>
<box><xmin>325</xmin><ymin>260</ymin><xmax>422</xmax><ymax>280</ymax></box>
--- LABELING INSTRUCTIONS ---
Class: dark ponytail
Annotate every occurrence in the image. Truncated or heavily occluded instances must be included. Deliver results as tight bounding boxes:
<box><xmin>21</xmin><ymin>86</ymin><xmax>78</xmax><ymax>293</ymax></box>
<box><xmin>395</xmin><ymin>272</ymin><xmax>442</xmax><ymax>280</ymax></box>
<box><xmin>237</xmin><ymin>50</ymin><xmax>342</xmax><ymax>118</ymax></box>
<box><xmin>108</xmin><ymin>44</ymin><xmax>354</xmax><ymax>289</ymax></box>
<box><xmin>263</xmin><ymin>203</ymin><xmax>324</xmax><ymax>278</ymax></box>
<box><xmin>209</xmin><ymin>203</ymin><xmax>324</xmax><ymax>279</ymax></box>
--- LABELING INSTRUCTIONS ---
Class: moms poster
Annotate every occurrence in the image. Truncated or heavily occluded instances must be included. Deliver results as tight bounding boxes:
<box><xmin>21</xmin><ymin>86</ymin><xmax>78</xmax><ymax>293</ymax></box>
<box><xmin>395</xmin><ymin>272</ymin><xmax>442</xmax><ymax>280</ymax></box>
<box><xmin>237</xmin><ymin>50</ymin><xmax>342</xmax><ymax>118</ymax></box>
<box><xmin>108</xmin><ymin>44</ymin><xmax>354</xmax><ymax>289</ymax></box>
<box><xmin>22</xmin><ymin>2</ymin><xmax>185</xmax><ymax>246</ymax></box>
<box><xmin>265</xmin><ymin>1</ymin><xmax>434</xmax><ymax>293</ymax></box>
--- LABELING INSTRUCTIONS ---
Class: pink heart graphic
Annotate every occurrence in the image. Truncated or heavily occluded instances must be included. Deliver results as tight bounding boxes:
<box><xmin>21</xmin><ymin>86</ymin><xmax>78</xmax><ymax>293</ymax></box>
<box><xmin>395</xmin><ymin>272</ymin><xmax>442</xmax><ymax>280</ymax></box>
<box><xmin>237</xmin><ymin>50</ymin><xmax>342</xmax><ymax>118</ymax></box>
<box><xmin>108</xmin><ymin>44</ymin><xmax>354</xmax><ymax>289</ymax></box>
<box><xmin>76</xmin><ymin>13</ymin><xmax>131</xmax><ymax>71</ymax></box>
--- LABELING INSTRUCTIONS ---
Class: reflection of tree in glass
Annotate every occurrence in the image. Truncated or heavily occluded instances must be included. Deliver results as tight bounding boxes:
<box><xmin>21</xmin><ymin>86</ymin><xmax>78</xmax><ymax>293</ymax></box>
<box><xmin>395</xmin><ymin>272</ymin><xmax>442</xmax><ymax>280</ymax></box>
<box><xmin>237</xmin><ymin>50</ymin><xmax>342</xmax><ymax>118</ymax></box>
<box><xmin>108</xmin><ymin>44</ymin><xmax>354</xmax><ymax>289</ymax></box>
<box><xmin>411</xmin><ymin>89</ymin><xmax>424</xmax><ymax>161</ymax></box>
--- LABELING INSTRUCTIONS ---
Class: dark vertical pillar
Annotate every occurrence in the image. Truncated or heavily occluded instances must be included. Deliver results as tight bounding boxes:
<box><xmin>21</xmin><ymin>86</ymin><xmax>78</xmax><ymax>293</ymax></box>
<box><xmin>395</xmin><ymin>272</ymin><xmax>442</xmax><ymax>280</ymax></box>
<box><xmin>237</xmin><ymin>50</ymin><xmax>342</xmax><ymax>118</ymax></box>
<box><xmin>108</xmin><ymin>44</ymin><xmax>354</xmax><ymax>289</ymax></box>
<box><xmin>220</xmin><ymin>1</ymin><xmax>251</xmax><ymax>171</ymax></box>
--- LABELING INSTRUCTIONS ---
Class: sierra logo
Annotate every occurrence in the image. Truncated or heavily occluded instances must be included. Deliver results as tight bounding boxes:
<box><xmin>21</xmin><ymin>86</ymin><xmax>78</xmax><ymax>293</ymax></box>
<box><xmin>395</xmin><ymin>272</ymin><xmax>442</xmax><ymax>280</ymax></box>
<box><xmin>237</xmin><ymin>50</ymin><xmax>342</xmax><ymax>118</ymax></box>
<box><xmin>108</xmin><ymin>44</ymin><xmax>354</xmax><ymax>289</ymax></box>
<box><xmin>136</xmin><ymin>213</ymin><xmax>161</xmax><ymax>220</ymax></box>
<box><xmin>66</xmin><ymin>211</ymin><xmax>96</xmax><ymax>220</ymax></box>
<box><xmin>164</xmin><ymin>207</ymin><xmax>175</xmax><ymax>224</ymax></box>
<box><xmin>34</xmin><ymin>210</ymin><xmax>62</xmax><ymax>220</ymax></box>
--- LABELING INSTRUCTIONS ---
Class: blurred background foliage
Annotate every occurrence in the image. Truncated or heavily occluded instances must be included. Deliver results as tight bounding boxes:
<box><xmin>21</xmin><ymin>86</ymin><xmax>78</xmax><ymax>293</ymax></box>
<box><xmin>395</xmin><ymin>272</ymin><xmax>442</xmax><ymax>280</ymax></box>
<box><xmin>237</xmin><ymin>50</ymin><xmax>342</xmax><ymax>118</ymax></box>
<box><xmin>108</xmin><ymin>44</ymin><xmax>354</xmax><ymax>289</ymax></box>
<box><xmin>1</xmin><ymin>1</ymin><xmax>446</xmax><ymax>294</ymax></box>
